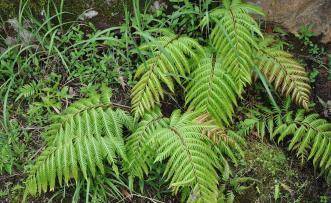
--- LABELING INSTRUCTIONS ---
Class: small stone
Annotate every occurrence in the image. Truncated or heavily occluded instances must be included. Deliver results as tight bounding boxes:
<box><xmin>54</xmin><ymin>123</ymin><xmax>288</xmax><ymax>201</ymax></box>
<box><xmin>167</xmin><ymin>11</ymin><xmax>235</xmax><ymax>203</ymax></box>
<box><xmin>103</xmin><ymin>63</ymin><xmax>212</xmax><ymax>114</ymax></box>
<box><xmin>79</xmin><ymin>10</ymin><xmax>99</xmax><ymax>20</ymax></box>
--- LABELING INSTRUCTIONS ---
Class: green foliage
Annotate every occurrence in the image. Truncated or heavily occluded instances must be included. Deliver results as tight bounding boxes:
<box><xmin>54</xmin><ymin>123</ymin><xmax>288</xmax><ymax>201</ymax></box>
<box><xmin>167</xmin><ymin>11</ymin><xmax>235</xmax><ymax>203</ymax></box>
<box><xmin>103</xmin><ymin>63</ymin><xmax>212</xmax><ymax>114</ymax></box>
<box><xmin>1</xmin><ymin>0</ymin><xmax>328</xmax><ymax>202</ymax></box>
<box><xmin>186</xmin><ymin>51</ymin><xmax>242</xmax><ymax>126</ymax></box>
<box><xmin>131</xmin><ymin>29</ymin><xmax>203</xmax><ymax>117</ymax></box>
<box><xmin>273</xmin><ymin>111</ymin><xmax>331</xmax><ymax>180</ymax></box>
<box><xmin>297</xmin><ymin>24</ymin><xmax>316</xmax><ymax>46</ymax></box>
<box><xmin>255</xmin><ymin>38</ymin><xmax>311</xmax><ymax>109</ymax></box>
<box><xmin>154</xmin><ymin>110</ymin><xmax>219</xmax><ymax>201</ymax></box>
<box><xmin>126</xmin><ymin>109</ymin><xmax>220</xmax><ymax>202</ymax></box>
<box><xmin>25</xmin><ymin>93</ymin><xmax>245</xmax><ymax>202</ymax></box>
<box><xmin>201</xmin><ymin>0</ymin><xmax>264</xmax><ymax>86</ymax></box>
<box><xmin>25</xmin><ymin>88</ymin><xmax>134</xmax><ymax>195</ymax></box>
<box><xmin>0</xmin><ymin>120</ymin><xmax>29</xmax><ymax>175</ymax></box>
<box><xmin>132</xmin><ymin>0</ymin><xmax>311</xmax><ymax>128</ymax></box>
<box><xmin>72</xmin><ymin>170</ymin><xmax>129</xmax><ymax>202</ymax></box>
<box><xmin>240</xmin><ymin>101</ymin><xmax>331</xmax><ymax>182</ymax></box>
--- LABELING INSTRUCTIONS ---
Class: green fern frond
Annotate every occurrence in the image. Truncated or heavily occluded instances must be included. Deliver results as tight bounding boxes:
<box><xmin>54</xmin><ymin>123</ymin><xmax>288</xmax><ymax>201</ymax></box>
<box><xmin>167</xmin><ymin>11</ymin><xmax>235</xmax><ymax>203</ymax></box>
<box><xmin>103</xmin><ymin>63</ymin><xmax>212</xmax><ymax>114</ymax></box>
<box><xmin>125</xmin><ymin>108</ymin><xmax>168</xmax><ymax>178</ymax></box>
<box><xmin>131</xmin><ymin>30</ymin><xmax>204</xmax><ymax>117</ymax></box>
<box><xmin>154</xmin><ymin>110</ymin><xmax>219</xmax><ymax>202</ymax></box>
<box><xmin>25</xmin><ymin>90</ymin><xmax>134</xmax><ymax>195</ymax></box>
<box><xmin>241</xmin><ymin>105</ymin><xmax>331</xmax><ymax>181</ymax></box>
<box><xmin>126</xmin><ymin>110</ymin><xmax>220</xmax><ymax>202</ymax></box>
<box><xmin>273</xmin><ymin>110</ymin><xmax>331</xmax><ymax>175</ymax></box>
<box><xmin>201</xmin><ymin>0</ymin><xmax>263</xmax><ymax>86</ymax></box>
<box><xmin>16</xmin><ymin>81</ymin><xmax>39</xmax><ymax>101</ymax></box>
<box><xmin>255</xmin><ymin>38</ymin><xmax>311</xmax><ymax>109</ymax></box>
<box><xmin>186</xmin><ymin>51</ymin><xmax>242</xmax><ymax>126</ymax></box>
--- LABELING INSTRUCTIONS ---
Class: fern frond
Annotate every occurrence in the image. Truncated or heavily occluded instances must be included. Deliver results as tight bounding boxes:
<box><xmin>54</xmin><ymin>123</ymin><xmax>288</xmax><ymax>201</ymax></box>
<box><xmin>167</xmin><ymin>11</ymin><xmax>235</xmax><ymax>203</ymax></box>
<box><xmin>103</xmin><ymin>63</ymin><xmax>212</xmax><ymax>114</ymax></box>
<box><xmin>241</xmin><ymin>105</ymin><xmax>331</xmax><ymax>181</ymax></box>
<box><xmin>131</xmin><ymin>30</ymin><xmax>204</xmax><ymax>117</ymax></box>
<box><xmin>25</xmin><ymin>90</ymin><xmax>133</xmax><ymax>195</ymax></box>
<box><xmin>196</xmin><ymin>113</ymin><xmax>245</xmax><ymax>166</ymax></box>
<box><xmin>16</xmin><ymin>81</ymin><xmax>39</xmax><ymax>101</ymax></box>
<box><xmin>126</xmin><ymin>110</ymin><xmax>220</xmax><ymax>202</ymax></box>
<box><xmin>273</xmin><ymin>110</ymin><xmax>331</xmax><ymax>175</ymax></box>
<box><xmin>154</xmin><ymin>110</ymin><xmax>219</xmax><ymax>202</ymax></box>
<box><xmin>202</xmin><ymin>0</ymin><xmax>263</xmax><ymax>86</ymax></box>
<box><xmin>125</xmin><ymin>108</ymin><xmax>168</xmax><ymax>178</ymax></box>
<box><xmin>255</xmin><ymin>38</ymin><xmax>311</xmax><ymax>109</ymax></box>
<box><xmin>186</xmin><ymin>51</ymin><xmax>241</xmax><ymax>126</ymax></box>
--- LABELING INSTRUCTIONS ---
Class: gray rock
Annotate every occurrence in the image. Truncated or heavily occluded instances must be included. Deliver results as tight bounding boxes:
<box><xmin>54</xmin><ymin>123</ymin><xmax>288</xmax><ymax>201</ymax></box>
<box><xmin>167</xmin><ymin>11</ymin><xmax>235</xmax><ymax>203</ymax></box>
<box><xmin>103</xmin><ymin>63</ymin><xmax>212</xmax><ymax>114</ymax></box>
<box><xmin>247</xmin><ymin>0</ymin><xmax>331</xmax><ymax>43</ymax></box>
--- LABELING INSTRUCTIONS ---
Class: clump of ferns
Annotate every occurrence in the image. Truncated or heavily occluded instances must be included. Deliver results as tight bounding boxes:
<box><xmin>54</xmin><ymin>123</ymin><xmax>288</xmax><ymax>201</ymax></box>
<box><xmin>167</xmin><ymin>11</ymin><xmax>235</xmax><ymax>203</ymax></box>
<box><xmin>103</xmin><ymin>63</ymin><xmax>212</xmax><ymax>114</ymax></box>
<box><xmin>132</xmin><ymin>0</ymin><xmax>311</xmax><ymax>127</ymax></box>
<box><xmin>25</xmin><ymin>0</ymin><xmax>327</xmax><ymax>202</ymax></box>
<box><xmin>25</xmin><ymin>89</ymin><xmax>246</xmax><ymax>202</ymax></box>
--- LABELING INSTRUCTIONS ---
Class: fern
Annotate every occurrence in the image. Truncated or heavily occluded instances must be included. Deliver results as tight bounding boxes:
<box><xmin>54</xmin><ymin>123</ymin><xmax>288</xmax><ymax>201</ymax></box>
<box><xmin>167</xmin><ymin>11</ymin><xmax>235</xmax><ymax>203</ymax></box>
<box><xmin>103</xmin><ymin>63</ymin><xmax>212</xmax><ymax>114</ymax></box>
<box><xmin>25</xmin><ymin>88</ymin><xmax>134</xmax><ymax>195</ymax></box>
<box><xmin>125</xmin><ymin>108</ymin><xmax>168</xmax><ymax>178</ymax></box>
<box><xmin>126</xmin><ymin>110</ymin><xmax>220</xmax><ymax>202</ymax></box>
<box><xmin>186</xmin><ymin>50</ymin><xmax>242</xmax><ymax>126</ymax></box>
<box><xmin>196</xmin><ymin>113</ymin><xmax>246</xmax><ymax>180</ymax></box>
<box><xmin>155</xmin><ymin>110</ymin><xmax>219</xmax><ymax>201</ymax></box>
<box><xmin>255</xmin><ymin>38</ymin><xmax>311</xmax><ymax>109</ymax></box>
<box><xmin>131</xmin><ymin>30</ymin><xmax>204</xmax><ymax>117</ymax></box>
<box><xmin>16</xmin><ymin>81</ymin><xmax>39</xmax><ymax>101</ymax></box>
<box><xmin>24</xmin><ymin>1</ymin><xmax>320</xmax><ymax>201</ymax></box>
<box><xmin>241</xmin><ymin>103</ymin><xmax>331</xmax><ymax>182</ymax></box>
<box><xmin>201</xmin><ymin>0</ymin><xmax>264</xmax><ymax>86</ymax></box>
<box><xmin>273</xmin><ymin>110</ymin><xmax>331</xmax><ymax>179</ymax></box>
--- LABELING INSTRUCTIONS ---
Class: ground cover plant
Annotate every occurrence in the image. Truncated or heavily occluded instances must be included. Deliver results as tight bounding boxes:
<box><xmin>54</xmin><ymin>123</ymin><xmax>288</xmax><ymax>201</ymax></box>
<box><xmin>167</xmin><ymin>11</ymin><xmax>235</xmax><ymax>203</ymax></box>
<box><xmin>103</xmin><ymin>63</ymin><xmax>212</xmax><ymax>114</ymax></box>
<box><xmin>0</xmin><ymin>0</ymin><xmax>330</xmax><ymax>202</ymax></box>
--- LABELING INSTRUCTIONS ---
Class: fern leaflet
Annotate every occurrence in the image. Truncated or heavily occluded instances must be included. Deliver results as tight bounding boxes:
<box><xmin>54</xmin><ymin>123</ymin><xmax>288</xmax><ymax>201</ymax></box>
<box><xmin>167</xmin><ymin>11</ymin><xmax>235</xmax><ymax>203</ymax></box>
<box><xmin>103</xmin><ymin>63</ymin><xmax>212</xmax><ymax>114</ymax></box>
<box><xmin>131</xmin><ymin>30</ymin><xmax>204</xmax><ymax>117</ymax></box>
<box><xmin>255</xmin><ymin>38</ymin><xmax>311</xmax><ymax>109</ymax></box>
<box><xmin>186</xmin><ymin>51</ymin><xmax>241</xmax><ymax>126</ymax></box>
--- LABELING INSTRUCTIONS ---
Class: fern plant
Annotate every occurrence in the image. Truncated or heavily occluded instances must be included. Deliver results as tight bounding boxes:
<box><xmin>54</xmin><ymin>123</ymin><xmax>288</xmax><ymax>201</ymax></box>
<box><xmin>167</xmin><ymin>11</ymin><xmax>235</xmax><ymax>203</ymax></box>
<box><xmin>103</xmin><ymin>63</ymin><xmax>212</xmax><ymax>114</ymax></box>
<box><xmin>16</xmin><ymin>81</ymin><xmax>40</xmax><ymax>101</ymax></box>
<box><xmin>239</xmin><ymin>101</ymin><xmax>331</xmax><ymax>182</ymax></box>
<box><xmin>24</xmin><ymin>0</ymin><xmax>323</xmax><ymax>202</ymax></box>
<box><xmin>132</xmin><ymin>1</ymin><xmax>311</xmax><ymax>128</ymax></box>
<box><xmin>186</xmin><ymin>50</ymin><xmax>242</xmax><ymax>126</ymax></box>
<box><xmin>26</xmin><ymin>94</ymin><xmax>243</xmax><ymax>202</ymax></box>
<box><xmin>25</xmin><ymin>88</ymin><xmax>134</xmax><ymax>195</ymax></box>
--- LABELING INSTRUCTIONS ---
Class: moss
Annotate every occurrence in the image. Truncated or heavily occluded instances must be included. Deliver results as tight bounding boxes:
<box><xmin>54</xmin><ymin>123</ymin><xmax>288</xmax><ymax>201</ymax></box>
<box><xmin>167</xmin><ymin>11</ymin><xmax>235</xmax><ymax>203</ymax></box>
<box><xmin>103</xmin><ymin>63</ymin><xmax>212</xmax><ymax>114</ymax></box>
<box><xmin>55</xmin><ymin>0</ymin><xmax>133</xmax><ymax>27</ymax></box>
<box><xmin>235</xmin><ymin>140</ymin><xmax>329</xmax><ymax>202</ymax></box>
<box><xmin>0</xmin><ymin>0</ymin><xmax>45</xmax><ymax>21</ymax></box>
<box><xmin>0</xmin><ymin>0</ymin><xmax>17</xmax><ymax>20</ymax></box>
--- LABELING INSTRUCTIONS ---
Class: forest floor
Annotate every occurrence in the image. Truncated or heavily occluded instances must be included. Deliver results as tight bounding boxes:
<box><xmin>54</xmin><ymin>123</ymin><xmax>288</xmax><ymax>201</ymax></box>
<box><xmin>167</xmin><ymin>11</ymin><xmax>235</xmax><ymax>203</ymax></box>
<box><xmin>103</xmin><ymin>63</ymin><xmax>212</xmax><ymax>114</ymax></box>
<box><xmin>0</xmin><ymin>1</ymin><xmax>330</xmax><ymax>202</ymax></box>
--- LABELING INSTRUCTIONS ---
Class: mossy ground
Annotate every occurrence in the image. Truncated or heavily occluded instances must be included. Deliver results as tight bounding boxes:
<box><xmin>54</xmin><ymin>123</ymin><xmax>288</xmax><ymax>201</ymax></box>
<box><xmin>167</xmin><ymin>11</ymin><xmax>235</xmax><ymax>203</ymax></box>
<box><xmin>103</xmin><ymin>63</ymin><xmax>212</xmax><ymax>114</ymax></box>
<box><xmin>236</xmin><ymin>139</ymin><xmax>330</xmax><ymax>202</ymax></box>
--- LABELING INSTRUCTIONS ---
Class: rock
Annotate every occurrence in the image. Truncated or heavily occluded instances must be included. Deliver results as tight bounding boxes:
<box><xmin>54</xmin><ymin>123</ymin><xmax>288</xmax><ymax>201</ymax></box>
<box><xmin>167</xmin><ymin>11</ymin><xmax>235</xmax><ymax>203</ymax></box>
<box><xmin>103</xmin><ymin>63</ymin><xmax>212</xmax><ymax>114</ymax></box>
<box><xmin>79</xmin><ymin>9</ymin><xmax>99</xmax><ymax>20</ymax></box>
<box><xmin>7</xmin><ymin>18</ymin><xmax>34</xmax><ymax>45</ymax></box>
<box><xmin>247</xmin><ymin>0</ymin><xmax>331</xmax><ymax>43</ymax></box>
<box><xmin>4</xmin><ymin>36</ymin><xmax>17</xmax><ymax>46</ymax></box>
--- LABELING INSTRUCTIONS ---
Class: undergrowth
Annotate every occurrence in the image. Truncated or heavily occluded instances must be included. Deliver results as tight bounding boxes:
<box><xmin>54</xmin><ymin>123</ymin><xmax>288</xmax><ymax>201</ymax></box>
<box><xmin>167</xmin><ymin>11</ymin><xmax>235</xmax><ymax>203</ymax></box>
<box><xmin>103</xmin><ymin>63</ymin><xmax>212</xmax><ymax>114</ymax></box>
<box><xmin>0</xmin><ymin>0</ymin><xmax>330</xmax><ymax>202</ymax></box>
